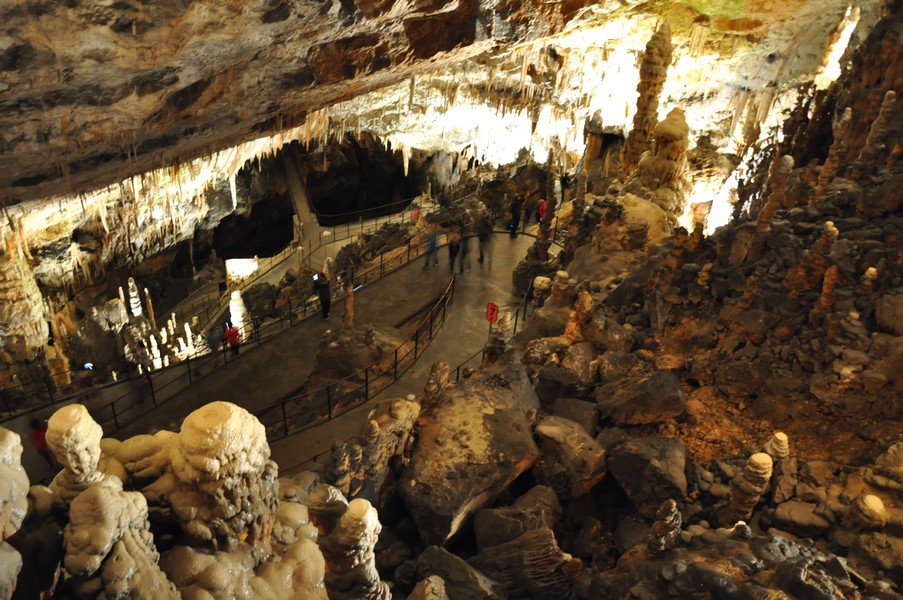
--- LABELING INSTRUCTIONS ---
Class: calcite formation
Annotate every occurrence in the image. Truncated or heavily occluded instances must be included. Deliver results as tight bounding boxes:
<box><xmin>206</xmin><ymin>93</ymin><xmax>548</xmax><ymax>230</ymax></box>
<box><xmin>621</xmin><ymin>23</ymin><xmax>673</xmax><ymax>180</ymax></box>
<box><xmin>0</xmin><ymin>428</ymin><xmax>28</xmax><ymax>600</ymax></box>
<box><xmin>722</xmin><ymin>453</ymin><xmax>773</xmax><ymax>526</ymax></box>
<box><xmin>62</xmin><ymin>479</ymin><xmax>178</xmax><ymax>599</ymax></box>
<box><xmin>46</xmin><ymin>404</ymin><xmax>112</xmax><ymax>508</ymax></box>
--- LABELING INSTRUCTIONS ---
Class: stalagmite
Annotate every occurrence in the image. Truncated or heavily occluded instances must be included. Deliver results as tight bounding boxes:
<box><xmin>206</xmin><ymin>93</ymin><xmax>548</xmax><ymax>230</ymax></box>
<box><xmin>722</xmin><ymin>453</ymin><xmax>773</xmax><ymax>526</ymax></box>
<box><xmin>763</xmin><ymin>432</ymin><xmax>790</xmax><ymax>461</ymax></box>
<box><xmin>482</xmin><ymin>311</ymin><xmax>514</xmax><ymax>367</ymax></box>
<box><xmin>757</xmin><ymin>155</ymin><xmax>795</xmax><ymax>234</ymax></box>
<box><xmin>314</xmin><ymin>497</ymin><xmax>390</xmax><ymax>600</ymax></box>
<box><xmin>842</xmin><ymin>494</ymin><xmax>887</xmax><ymax>530</ymax></box>
<box><xmin>0</xmin><ymin>428</ymin><xmax>29</xmax><ymax>599</ymax></box>
<box><xmin>814</xmin><ymin>108</ymin><xmax>853</xmax><ymax>200</ymax></box>
<box><xmin>421</xmin><ymin>361</ymin><xmax>450</xmax><ymax>409</ymax></box>
<box><xmin>810</xmin><ymin>265</ymin><xmax>840</xmax><ymax>324</ymax></box>
<box><xmin>127</xmin><ymin>277</ymin><xmax>143</xmax><ymax>318</ymax></box>
<box><xmin>646</xmin><ymin>499</ymin><xmax>682</xmax><ymax>555</ymax></box>
<box><xmin>45</xmin><ymin>405</ymin><xmax>112</xmax><ymax>507</ymax></box>
<box><xmin>229</xmin><ymin>290</ymin><xmax>252</xmax><ymax>341</ymax></box>
<box><xmin>857</xmin><ymin>90</ymin><xmax>897</xmax><ymax>170</ymax></box>
<box><xmin>62</xmin><ymin>479</ymin><xmax>179</xmax><ymax>599</ymax></box>
<box><xmin>621</xmin><ymin>23</ymin><xmax>672</xmax><ymax>180</ymax></box>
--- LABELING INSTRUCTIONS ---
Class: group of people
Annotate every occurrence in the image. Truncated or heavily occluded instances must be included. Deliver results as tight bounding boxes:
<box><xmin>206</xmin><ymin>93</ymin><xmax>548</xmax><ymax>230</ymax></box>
<box><xmin>508</xmin><ymin>195</ymin><xmax>547</xmax><ymax>237</ymax></box>
<box><xmin>423</xmin><ymin>214</ymin><xmax>495</xmax><ymax>274</ymax></box>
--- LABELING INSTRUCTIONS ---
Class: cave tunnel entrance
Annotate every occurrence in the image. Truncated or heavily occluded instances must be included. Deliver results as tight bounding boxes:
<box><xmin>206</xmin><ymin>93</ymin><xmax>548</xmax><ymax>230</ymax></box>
<box><xmin>285</xmin><ymin>133</ymin><xmax>424</xmax><ymax>227</ymax></box>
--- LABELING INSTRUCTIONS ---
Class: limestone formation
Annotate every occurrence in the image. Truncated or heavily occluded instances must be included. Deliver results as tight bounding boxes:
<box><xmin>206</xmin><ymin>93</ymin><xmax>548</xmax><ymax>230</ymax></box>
<box><xmin>46</xmin><ymin>404</ymin><xmax>112</xmax><ymax>508</ymax></box>
<box><xmin>757</xmin><ymin>155</ymin><xmax>795</xmax><ymax>234</ymax></box>
<box><xmin>646</xmin><ymin>498</ymin><xmax>682</xmax><ymax>556</ymax></box>
<box><xmin>621</xmin><ymin>23</ymin><xmax>673</xmax><ymax>179</ymax></box>
<box><xmin>722</xmin><ymin>453</ymin><xmax>773</xmax><ymax>526</ymax></box>
<box><xmin>229</xmin><ymin>290</ymin><xmax>252</xmax><ymax>342</ymax></box>
<box><xmin>137</xmin><ymin>402</ymin><xmax>279</xmax><ymax>551</ymax></box>
<box><xmin>814</xmin><ymin>107</ymin><xmax>853</xmax><ymax>200</ymax></box>
<box><xmin>472</xmin><ymin>485</ymin><xmax>561</xmax><ymax>551</ymax></box>
<box><xmin>329</xmin><ymin>397</ymin><xmax>420</xmax><ymax>503</ymax></box>
<box><xmin>0</xmin><ymin>429</ymin><xmax>28</xmax><ymax>600</ymax></box>
<box><xmin>533</xmin><ymin>276</ymin><xmax>553</xmax><ymax>308</ymax></box>
<box><xmin>61</xmin><ymin>479</ymin><xmax>179</xmax><ymax>599</ymax></box>
<box><xmin>313</xmin><ymin>497</ymin><xmax>390</xmax><ymax>600</ymax></box>
<box><xmin>842</xmin><ymin>494</ymin><xmax>887</xmax><ymax>531</ymax></box>
<box><xmin>421</xmin><ymin>361</ymin><xmax>450</xmax><ymax>410</ymax></box>
<box><xmin>763</xmin><ymin>432</ymin><xmax>790</xmax><ymax>461</ymax></box>
<box><xmin>482</xmin><ymin>311</ymin><xmax>514</xmax><ymax>367</ymax></box>
<box><xmin>856</xmin><ymin>90</ymin><xmax>897</xmax><ymax>171</ymax></box>
<box><xmin>469</xmin><ymin>527</ymin><xmax>581</xmax><ymax>599</ymax></box>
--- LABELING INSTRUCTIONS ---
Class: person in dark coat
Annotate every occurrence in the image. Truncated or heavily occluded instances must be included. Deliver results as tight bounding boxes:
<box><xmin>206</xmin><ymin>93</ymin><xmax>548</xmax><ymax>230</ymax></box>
<box><xmin>314</xmin><ymin>272</ymin><xmax>331</xmax><ymax>319</ymax></box>
<box><xmin>457</xmin><ymin>232</ymin><xmax>470</xmax><ymax>273</ymax></box>
<box><xmin>476</xmin><ymin>216</ymin><xmax>493</xmax><ymax>269</ymax></box>
<box><xmin>510</xmin><ymin>196</ymin><xmax>524</xmax><ymax>237</ymax></box>
<box><xmin>447</xmin><ymin>233</ymin><xmax>461</xmax><ymax>273</ymax></box>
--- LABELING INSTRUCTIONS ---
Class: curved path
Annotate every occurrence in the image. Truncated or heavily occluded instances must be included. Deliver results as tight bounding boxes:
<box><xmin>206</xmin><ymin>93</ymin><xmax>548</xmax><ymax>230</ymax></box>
<box><xmin>19</xmin><ymin>232</ymin><xmax>536</xmax><ymax>483</ymax></box>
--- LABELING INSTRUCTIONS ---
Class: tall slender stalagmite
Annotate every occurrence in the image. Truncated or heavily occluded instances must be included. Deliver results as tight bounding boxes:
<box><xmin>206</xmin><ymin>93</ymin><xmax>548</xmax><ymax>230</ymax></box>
<box><xmin>620</xmin><ymin>23</ymin><xmax>672</xmax><ymax>180</ymax></box>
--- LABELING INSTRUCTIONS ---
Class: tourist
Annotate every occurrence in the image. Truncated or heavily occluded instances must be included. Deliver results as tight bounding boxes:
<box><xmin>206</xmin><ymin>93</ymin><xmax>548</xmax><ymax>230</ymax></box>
<box><xmin>223</xmin><ymin>323</ymin><xmax>241</xmax><ymax>356</ymax></box>
<box><xmin>28</xmin><ymin>419</ymin><xmax>55</xmax><ymax>468</ymax></box>
<box><xmin>538</xmin><ymin>197</ymin><xmax>547</xmax><ymax>222</ymax></box>
<box><xmin>509</xmin><ymin>196</ymin><xmax>524</xmax><ymax>237</ymax></box>
<box><xmin>423</xmin><ymin>225</ymin><xmax>439</xmax><ymax>269</ymax></box>
<box><xmin>477</xmin><ymin>216</ymin><xmax>492</xmax><ymax>269</ymax></box>
<box><xmin>524</xmin><ymin>195</ymin><xmax>537</xmax><ymax>224</ymax></box>
<box><xmin>458</xmin><ymin>231</ymin><xmax>471</xmax><ymax>273</ymax></box>
<box><xmin>447</xmin><ymin>233</ymin><xmax>461</xmax><ymax>273</ymax></box>
<box><xmin>314</xmin><ymin>272</ymin><xmax>331</xmax><ymax>319</ymax></box>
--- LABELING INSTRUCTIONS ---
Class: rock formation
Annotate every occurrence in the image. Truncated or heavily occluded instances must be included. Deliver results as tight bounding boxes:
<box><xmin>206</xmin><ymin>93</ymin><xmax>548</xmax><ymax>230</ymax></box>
<box><xmin>0</xmin><ymin>428</ymin><xmax>28</xmax><ymax>600</ymax></box>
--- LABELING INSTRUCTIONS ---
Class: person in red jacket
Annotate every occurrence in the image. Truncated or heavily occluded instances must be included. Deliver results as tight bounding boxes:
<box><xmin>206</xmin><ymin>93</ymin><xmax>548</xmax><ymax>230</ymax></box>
<box><xmin>223</xmin><ymin>324</ymin><xmax>241</xmax><ymax>356</ymax></box>
<box><xmin>29</xmin><ymin>419</ymin><xmax>55</xmax><ymax>468</ymax></box>
<box><xmin>537</xmin><ymin>197</ymin><xmax>547</xmax><ymax>222</ymax></box>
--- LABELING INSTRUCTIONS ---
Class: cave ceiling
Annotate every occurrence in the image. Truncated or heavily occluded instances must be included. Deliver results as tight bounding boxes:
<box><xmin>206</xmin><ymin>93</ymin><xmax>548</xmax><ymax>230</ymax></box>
<box><xmin>0</xmin><ymin>0</ymin><xmax>879</xmax><ymax>208</ymax></box>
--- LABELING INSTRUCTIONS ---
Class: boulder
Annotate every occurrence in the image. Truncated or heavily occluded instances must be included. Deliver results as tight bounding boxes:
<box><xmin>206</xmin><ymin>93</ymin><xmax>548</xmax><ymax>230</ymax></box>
<box><xmin>876</xmin><ymin>294</ymin><xmax>903</xmax><ymax>335</ymax></box>
<box><xmin>606</xmin><ymin>437</ymin><xmax>690</xmax><ymax>519</ymax></box>
<box><xmin>402</xmin><ymin>546</ymin><xmax>506</xmax><ymax>600</ymax></box>
<box><xmin>399</xmin><ymin>362</ymin><xmax>540</xmax><ymax>545</ymax></box>
<box><xmin>715</xmin><ymin>360</ymin><xmax>764</xmax><ymax>397</ymax></box>
<box><xmin>473</xmin><ymin>485</ymin><xmax>561</xmax><ymax>551</ymax></box>
<box><xmin>550</xmin><ymin>398</ymin><xmax>599</xmax><ymax>435</ymax></box>
<box><xmin>596</xmin><ymin>370</ymin><xmax>686</xmax><ymax>425</ymax></box>
<box><xmin>772</xmin><ymin>501</ymin><xmax>832</xmax><ymax>538</ymax></box>
<box><xmin>533</xmin><ymin>416</ymin><xmax>606</xmax><ymax>500</ymax></box>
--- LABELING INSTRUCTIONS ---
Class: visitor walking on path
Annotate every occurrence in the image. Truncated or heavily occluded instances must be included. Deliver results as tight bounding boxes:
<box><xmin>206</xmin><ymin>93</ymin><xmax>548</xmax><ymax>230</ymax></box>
<box><xmin>524</xmin><ymin>195</ymin><xmax>537</xmax><ymax>225</ymax></box>
<box><xmin>423</xmin><ymin>225</ymin><xmax>439</xmax><ymax>269</ymax></box>
<box><xmin>477</xmin><ymin>216</ymin><xmax>493</xmax><ymax>270</ymax></box>
<box><xmin>447</xmin><ymin>233</ymin><xmax>461</xmax><ymax>273</ymax></box>
<box><xmin>223</xmin><ymin>324</ymin><xmax>241</xmax><ymax>356</ymax></box>
<box><xmin>28</xmin><ymin>419</ymin><xmax>55</xmax><ymax>468</ymax></box>
<box><xmin>538</xmin><ymin>197</ymin><xmax>547</xmax><ymax>222</ymax></box>
<box><xmin>457</xmin><ymin>233</ymin><xmax>471</xmax><ymax>273</ymax></box>
<box><xmin>314</xmin><ymin>272</ymin><xmax>331</xmax><ymax>319</ymax></box>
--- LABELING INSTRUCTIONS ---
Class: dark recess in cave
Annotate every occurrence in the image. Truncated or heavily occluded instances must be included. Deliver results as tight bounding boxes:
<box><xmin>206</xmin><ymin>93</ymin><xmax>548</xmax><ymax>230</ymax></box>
<box><xmin>211</xmin><ymin>181</ymin><xmax>295</xmax><ymax>259</ymax></box>
<box><xmin>287</xmin><ymin>133</ymin><xmax>422</xmax><ymax>227</ymax></box>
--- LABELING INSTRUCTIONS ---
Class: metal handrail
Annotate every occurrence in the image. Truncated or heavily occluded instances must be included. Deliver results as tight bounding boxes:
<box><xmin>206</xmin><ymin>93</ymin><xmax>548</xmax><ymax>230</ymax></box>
<box><xmin>254</xmin><ymin>275</ymin><xmax>457</xmax><ymax>442</ymax></box>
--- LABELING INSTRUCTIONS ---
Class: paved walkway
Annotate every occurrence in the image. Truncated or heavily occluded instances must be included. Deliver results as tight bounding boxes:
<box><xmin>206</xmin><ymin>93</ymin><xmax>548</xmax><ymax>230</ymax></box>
<box><xmin>17</xmin><ymin>232</ymin><xmax>535</xmax><ymax>484</ymax></box>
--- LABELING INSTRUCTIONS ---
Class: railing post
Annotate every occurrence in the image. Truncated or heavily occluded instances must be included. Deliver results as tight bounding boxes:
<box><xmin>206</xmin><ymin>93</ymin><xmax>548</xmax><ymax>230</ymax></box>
<box><xmin>394</xmin><ymin>348</ymin><xmax>398</xmax><ymax>380</ymax></box>
<box><xmin>281</xmin><ymin>401</ymin><xmax>288</xmax><ymax>437</ymax></box>
<box><xmin>364</xmin><ymin>368</ymin><xmax>369</xmax><ymax>401</ymax></box>
<box><xmin>325</xmin><ymin>384</ymin><xmax>334</xmax><ymax>419</ymax></box>
<box><xmin>148</xmin><ymin>374</ymin><xmax>157</xmax><ymax>406</ymax></box>
<box><xmin>111</xmin><ymin>402</ymin><xmax>119</xmax><ymax>430</ymax></box>
<box><xmin>186</xmin><ymin>355</ymin><xmax>192</xmax><ymax>384</ymax></box>
<box><xmin>288</xmin><ymin>299</ymin><xmax>293</xmax><ymax>326</ymax></box>
<box><xmin>429</xmin><ymin>307</ymin><xmax>434</xmax><ymax>339</ymax></box>
<box><xmin>414</xmin><ymin>329</ymin><xmax>419</xmax><ymax>359</ymax></box>
<box><xmin>513</xmin><ymin>309</ymin><xmax>520</xmax><ymax>335</ymax></box>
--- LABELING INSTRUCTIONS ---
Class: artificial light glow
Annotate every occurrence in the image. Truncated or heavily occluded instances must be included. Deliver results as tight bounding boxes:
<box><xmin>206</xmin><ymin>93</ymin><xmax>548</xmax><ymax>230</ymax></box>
<box><xmin>226</xmin><ymin>258</ymin><xmax>260</xmax><ymax>284</ymax></box>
